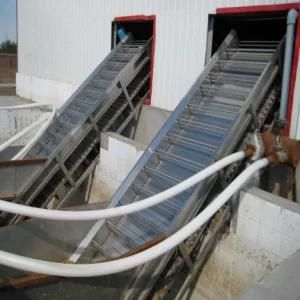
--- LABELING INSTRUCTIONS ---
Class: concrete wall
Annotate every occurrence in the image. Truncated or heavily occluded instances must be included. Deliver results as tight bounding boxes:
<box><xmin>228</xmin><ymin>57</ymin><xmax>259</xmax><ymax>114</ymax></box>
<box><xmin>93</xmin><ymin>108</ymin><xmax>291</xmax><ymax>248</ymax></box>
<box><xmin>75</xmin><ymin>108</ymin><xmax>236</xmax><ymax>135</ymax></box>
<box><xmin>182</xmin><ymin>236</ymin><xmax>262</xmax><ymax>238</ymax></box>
<box><xmin>192</xmin><ymin>187</ymin><xmax>300</xmax><ymax>300</ymax></box>
<box><xmin>89</xmin><ymin>132</ymin><xmax>145</xmax><ymax>203</ymax></box>
<box><xmin>16</xmin><ymin>72</ymin><xmax>77</xmax><ymax>107</ymax></box>
<box><xmin>134</xmin><ymin>104</ymin><xmax>170</xmax><ymax>146</ymax></box>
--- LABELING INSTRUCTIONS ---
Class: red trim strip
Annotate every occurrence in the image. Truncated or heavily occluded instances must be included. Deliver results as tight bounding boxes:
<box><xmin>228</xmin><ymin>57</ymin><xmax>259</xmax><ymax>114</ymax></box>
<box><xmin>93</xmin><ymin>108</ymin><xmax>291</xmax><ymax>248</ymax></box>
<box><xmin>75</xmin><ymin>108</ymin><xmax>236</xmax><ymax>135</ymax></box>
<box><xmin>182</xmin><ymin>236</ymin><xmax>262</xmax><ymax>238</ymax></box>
<box><xmin>113</xmin><ymin>15</ymin><xmax>156</xmax><ymax>105</ymax></box>
<box><xmin>114</xmin><ymin>15</ymin><xmax>155</xmax><ymax>22</ymax></box>
<box><xmin>287</xmin><ymin>19</ymin><xmax>300</xmax><ymax>135</ymax></box>
<box><xmin>217</xmin><ymin>3</ymin><xmax>300</xmax><ymax>15</ymax></box>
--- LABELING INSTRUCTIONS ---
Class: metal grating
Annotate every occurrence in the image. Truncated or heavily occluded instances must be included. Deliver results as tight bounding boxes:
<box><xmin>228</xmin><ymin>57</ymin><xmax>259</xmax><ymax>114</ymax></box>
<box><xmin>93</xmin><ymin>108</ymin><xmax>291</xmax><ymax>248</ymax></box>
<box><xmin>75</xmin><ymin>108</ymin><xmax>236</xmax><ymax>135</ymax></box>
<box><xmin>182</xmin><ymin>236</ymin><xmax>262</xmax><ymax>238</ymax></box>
<box><xmin>72</xmin><ymin>30</ymin><xmax>282</xmax><ymax>298</ymax></box>
<box><xmin>0</xmin><ymin>36</ymin><xmax>152</xmax><ymax>225</ymax></box>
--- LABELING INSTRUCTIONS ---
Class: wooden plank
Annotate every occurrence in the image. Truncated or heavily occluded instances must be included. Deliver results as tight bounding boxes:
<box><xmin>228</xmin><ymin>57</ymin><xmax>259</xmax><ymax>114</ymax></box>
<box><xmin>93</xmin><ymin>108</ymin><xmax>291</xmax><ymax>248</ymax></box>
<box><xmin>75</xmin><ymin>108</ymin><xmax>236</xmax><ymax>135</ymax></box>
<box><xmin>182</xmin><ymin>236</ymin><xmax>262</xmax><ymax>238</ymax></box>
<box><xmin>7</xmin><ymin>274</ymin><xmax>58</xmax><ymax>289</ymax></box>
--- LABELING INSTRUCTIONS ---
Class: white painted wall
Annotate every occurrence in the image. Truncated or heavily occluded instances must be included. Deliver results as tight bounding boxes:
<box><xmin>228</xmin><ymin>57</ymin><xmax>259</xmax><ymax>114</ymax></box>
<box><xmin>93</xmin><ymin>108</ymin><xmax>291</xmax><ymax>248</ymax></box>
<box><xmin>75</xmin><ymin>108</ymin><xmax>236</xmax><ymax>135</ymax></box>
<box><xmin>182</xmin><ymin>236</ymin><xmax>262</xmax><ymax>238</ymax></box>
<box><xmin>16</xmin><ymin>73</ymin><xmax>77</xmax><ymax>108</ymax></box>
<box><xmin>193</xmin><ymin>187</ymin><xmax>300</xmax><ymax>300</ymax></box>
<box><xmin>17</xmin><ymin>0</ymin><xmax>299</xmax><ymax>115</ymax></box>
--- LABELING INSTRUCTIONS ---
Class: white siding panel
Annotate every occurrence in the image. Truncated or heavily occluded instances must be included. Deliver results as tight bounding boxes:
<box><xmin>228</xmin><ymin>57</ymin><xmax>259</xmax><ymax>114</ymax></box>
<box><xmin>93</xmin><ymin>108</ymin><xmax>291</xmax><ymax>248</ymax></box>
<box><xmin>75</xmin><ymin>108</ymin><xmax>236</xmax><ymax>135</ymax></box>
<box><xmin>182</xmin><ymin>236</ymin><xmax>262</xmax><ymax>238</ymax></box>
<box><xmin>18</xmin><ymin>0</ymin><xmax>295</xmax><ymax>111</ymax></box>
<box><xmin>290</xmin><ymin>48</ymin><xmax>300</xmax><ymax>139</ymax></box>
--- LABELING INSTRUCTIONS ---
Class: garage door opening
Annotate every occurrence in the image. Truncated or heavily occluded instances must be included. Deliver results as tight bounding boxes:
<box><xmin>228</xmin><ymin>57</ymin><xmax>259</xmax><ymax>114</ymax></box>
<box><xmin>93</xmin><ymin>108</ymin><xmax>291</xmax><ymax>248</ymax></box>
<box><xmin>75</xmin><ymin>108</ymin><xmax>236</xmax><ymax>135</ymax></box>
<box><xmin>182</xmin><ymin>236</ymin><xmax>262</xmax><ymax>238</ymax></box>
<box><xmin>204</xmin><ymin>11</ymin><xmax>289</xmax><ymax>121</ymax></box>
<box><xmin>206</xmin><ymin>5</ymin><xmax>300</xmax><ymax>201</ymax></box>
<box><xmin>208</xmin><ymin>12</ymin><xmax>287</xmax><ymax>58</ymax></box>
<box><xmin>112</xmin><ymin>16</ymin><xmax>155</xmax><ymax>105</ymax></box>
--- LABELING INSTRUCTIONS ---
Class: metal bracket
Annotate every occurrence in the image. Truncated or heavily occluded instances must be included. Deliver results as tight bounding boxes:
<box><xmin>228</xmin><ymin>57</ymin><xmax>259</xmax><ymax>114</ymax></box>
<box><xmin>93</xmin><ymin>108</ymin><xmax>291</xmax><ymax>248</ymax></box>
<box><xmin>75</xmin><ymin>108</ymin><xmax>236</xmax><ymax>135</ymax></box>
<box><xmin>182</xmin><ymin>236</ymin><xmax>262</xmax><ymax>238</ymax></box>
<box><xmin>178</xmin><ymin>243</ymin><xmax>193</xmax><ymax>272</ymax></box>
<box><xmin>116</xmin><ymin>97</ymin><xmax>144</xmax><ymax>134</ymax></box>
<box><xmin>88</xmin><ymin>115</ymin><xmax>101</xmax><ymax>135</ymax></box>
<box><xmin>55</xmin><ymin>157</ymin><xmax>76</xmax><ymax>187</ymax></box>
<box><xmin>119</xmin><ymin>80</ymin><xmax>135</xmax><ymax>114</ymax></box>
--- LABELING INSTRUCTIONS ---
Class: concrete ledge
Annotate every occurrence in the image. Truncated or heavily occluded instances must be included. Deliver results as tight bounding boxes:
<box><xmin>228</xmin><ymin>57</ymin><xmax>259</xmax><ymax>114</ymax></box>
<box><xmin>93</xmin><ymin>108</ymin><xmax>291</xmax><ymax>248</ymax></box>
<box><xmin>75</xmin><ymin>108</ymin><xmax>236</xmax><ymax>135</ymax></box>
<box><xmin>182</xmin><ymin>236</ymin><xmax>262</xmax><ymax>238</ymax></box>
<box><xmin>247</xmin><ymin>187</ymin><xmax>300</xmax><ymax>215</ymax></box>
<box><xmin>16</xmin><ymin>72</ymin><xmax>78</xmax><ymax>107</ymax></box>
<box><xmin>101</xmin><ymin>131</ymin><xmax>145</xmax><ymax>151</ymax></box>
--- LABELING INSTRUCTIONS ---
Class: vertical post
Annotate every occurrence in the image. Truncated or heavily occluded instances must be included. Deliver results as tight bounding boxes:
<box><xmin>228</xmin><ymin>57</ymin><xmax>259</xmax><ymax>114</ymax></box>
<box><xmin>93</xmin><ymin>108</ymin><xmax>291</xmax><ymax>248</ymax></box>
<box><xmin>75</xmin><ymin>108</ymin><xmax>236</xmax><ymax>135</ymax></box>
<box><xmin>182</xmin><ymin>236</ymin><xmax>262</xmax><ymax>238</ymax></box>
<box><xmin>279</xmin><ymin>9</ymin><xmax>299</xmax><ymax>123</ymax></box>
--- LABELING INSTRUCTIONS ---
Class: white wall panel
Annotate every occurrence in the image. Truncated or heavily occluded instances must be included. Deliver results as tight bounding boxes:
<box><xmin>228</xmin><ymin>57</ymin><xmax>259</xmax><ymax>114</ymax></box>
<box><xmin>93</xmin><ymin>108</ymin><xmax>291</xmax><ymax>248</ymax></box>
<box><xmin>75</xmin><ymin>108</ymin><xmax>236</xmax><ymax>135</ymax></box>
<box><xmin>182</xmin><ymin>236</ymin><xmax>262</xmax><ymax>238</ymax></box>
<box><xmin>16</xmin><ymin>73</ymin><xmax>77</xmax><ymax>107</ymax></box>
<box><xmin>289</xmin><ymin>48</ymin><xmax>300</xmax><ymax>139</ymax></box>
<box><xmin>18</xmin><ymin>0</ymin><xmax>296</xmax><ymax>111</ymax></box>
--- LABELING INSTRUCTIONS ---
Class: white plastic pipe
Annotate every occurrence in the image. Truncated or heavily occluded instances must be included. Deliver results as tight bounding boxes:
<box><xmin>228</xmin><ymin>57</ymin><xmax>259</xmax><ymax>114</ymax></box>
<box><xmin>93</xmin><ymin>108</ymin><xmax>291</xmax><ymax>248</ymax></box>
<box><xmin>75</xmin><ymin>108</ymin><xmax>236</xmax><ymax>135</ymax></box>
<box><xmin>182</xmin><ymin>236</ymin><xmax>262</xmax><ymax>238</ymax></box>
<box><xmin>0</xmin><ymin>115</ymin><xmax>49</xmax><ymax>153</ymax></box>
<box><xmin>279</xmin><ymin>9</ymin><xmax>299</xmax><ymax>121</ymax></box>
<box><xmin>0</xmin><ymin>151</ymin><xmax>245</xmax><ymax>221</ymax></box>
<box><xmin>0</xmin><ymin>103</ymin><xmax>56</xmax><ymax>160</ymax></box>
<box><xmin>12</xmin><ymin>106</ymin><xmax>56</xmax><ymax>160</ymax></box>
<box><xmin>0</xmin><ymin>158</ymin><xmax>269</xmax><ymax>277</ymax></box>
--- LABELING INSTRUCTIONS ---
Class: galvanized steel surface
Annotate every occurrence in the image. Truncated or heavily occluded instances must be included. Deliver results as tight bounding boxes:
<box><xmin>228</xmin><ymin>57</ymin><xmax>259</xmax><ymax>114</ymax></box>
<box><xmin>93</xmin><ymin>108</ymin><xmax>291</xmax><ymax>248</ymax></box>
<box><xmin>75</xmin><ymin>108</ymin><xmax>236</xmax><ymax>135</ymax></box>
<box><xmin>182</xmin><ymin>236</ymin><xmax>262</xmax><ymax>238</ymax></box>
<box><xmin>0</xmin><ymin>30</ymin><xmax>282</xmax><ymax>299</ymax></box>
<box><xmin>69</xmin><ymin>31</ymin><xmax>281</xmax><ymax>298</ymax></box>
<box><xmin>0</xmin><ymin>37</ymin><xmax>151</xmax><ymax>225</ymax></box>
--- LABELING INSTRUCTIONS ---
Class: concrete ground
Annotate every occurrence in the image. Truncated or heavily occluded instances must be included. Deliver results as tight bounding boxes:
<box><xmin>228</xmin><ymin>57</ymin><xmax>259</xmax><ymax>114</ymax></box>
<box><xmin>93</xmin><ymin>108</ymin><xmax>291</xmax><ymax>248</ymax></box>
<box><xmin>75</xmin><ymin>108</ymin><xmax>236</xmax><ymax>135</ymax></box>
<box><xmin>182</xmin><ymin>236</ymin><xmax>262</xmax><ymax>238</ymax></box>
<box><xmin>240</xmin><ymin>251</ymin><xmax>300</xmax><ymax>300</ymax></box>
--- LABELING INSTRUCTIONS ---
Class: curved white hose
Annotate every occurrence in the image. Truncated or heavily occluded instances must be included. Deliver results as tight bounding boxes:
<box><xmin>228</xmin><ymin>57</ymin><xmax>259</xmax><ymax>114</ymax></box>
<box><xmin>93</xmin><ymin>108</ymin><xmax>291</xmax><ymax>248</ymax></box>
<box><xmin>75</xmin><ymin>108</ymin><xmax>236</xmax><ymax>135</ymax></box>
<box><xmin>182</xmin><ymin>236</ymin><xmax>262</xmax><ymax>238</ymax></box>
<box><xmin>12</xmin><ymin>105</ymin><xmax>56</xmax><ymax>160</ymax></box>
<box><xmin>0</xmin><ymin>103</ymin><xmax>56</xmax><ymax>160</ymax></box>
<box><xmin>0</xmin><ymin>158</ymin><xmax>269</xmax><ymax>277</ymax></box>
<box><xmin>0</xmin><ymin>151</ymin><xmax>245</xmax><ymax>221</ymax></box>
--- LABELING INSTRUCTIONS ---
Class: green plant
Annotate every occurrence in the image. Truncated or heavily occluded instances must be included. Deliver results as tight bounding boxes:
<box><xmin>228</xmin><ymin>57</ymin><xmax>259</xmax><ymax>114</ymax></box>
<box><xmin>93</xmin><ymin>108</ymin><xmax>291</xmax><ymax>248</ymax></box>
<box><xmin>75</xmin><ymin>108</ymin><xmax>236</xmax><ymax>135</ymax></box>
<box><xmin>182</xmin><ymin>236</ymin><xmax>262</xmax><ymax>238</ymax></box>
<box><xmin>0</xmin><ymin>39</ymin><xmax>17</xmax><ymax>54</ymax></box>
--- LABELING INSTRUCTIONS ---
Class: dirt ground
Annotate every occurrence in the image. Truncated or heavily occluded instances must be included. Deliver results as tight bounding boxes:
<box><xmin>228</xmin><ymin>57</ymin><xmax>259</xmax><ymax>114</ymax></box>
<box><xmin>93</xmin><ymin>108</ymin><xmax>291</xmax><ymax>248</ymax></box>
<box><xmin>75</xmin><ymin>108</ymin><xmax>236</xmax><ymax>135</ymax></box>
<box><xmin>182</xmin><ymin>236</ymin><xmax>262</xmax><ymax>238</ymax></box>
<box><xmin>0</xmin><ymin>67</ymin><xmax>16</xmax><ymax>95</ymax></box>
<box><xmin>0</xmin><ymin>54</ymin><xmax>17</xmax><ymax>95</ymax></box>
<box><xmin>0</xmin><ymin>67</ymin><xmax>15</xmax><ymax>84</ymax></box>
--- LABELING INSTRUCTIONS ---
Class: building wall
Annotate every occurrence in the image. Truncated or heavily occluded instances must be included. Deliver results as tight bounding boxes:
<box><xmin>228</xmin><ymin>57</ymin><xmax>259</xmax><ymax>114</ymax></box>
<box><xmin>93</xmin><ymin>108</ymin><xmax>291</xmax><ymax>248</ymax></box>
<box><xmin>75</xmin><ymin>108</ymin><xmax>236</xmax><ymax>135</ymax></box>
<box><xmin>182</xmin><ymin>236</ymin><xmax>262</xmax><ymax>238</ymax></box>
<box><xmin>17</xmin><ymin>0</ymin><xmax>300</xmax><ymax>136</ymax></box>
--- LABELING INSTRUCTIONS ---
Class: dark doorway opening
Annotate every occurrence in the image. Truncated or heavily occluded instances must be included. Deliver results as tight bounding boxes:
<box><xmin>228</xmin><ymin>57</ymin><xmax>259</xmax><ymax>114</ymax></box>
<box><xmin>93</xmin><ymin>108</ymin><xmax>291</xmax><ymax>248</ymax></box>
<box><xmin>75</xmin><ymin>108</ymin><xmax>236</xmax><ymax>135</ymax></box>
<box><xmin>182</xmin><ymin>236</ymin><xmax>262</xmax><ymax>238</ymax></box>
<box><xmin>207</xmin><ymin>12</ymin><xmax>287</xmax><ymax>59</ymax></box>
<box><xmin>112</xmin><ymin>20</ymin><xmax>153</xmax><ymax>47</ymax></box>
<box><xmin>204</xmin><ymin>11</ymin><xmax>289</xmax><ymax>126</ymax></box>
<box><xmin>112</xmin><ymin>16</ymin><xmax>155</xmax><ymax>105</ymax></box>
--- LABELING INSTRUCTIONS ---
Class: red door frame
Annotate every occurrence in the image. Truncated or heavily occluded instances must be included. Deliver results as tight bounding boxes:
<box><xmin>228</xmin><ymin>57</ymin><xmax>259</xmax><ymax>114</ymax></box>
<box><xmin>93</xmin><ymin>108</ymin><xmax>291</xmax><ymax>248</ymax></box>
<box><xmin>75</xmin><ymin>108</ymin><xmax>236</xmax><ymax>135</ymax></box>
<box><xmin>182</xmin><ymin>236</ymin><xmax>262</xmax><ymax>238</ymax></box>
<box><xmin>114</xmin><ymin>15</ymin><xmax>156</xmax><ymax>105</ymax></box>
<box><xmin>217</xmin><ymin>3</ymin><xmax>300</xmax><ymax>135</ymax></box>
